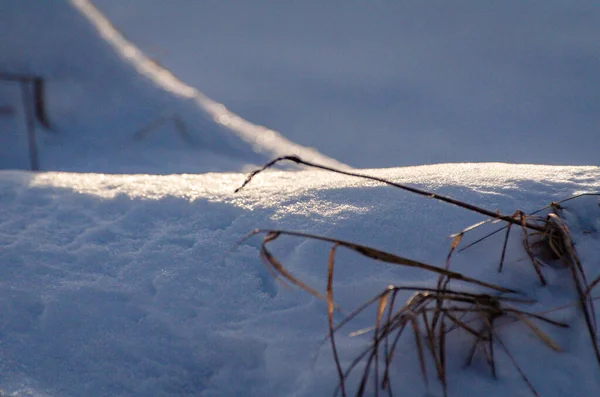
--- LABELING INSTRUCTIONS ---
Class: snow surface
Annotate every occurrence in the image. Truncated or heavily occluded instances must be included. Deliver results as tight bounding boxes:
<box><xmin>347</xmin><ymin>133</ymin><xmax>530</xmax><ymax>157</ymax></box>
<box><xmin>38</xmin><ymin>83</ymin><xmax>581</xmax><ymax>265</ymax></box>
<box><xmin>0</xmin><ymin>0</ymin><xmax>344</xmax><ymax>174</ymax></box>
<box><xmin>93</xmin><ymin>0</ymin><xmax>600</xmax><ymax>168</ymax></box>
<box><xmin>2</xmin><ymin>166</ymin><xmax>600</xmax><ymax>397</ymax></box>
<box><xmin>1</xmin><ymin>1</ymin><xmax>600</xmax><ymax>397</ymax></box>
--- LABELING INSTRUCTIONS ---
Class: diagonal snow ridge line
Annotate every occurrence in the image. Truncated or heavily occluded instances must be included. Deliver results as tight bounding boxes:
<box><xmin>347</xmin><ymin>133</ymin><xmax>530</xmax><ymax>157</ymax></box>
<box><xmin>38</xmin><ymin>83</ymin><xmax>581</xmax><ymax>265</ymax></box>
<box><xmin>70</xmin><ymin>0</ymin><xmax>348</xmax><ymax>169</ymax></box>
<box><xmin>71</xmin><ymin>0</ymin><xmax>194</xmax><ymax>98</ymax></box>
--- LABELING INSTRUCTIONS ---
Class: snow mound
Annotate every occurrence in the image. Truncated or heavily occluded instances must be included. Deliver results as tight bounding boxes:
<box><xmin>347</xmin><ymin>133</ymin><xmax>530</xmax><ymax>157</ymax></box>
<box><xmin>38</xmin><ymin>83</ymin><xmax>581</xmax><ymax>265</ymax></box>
<box><xmin>0</xmin><ymin>163</ymin><xmax>599</xmax><ymax>396</ymax></box>
<box><xmin>0</xmin><ymin>0</ymin><xmax>345</xmax><ymax>173</ymax></box>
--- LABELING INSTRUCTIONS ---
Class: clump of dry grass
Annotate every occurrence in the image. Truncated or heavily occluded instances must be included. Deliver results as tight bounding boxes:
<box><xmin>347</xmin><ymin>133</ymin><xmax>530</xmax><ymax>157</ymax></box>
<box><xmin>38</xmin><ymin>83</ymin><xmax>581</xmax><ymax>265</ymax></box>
<box><xmin>458</xmin><ymin>194</ymin><xmax>600</xmax><ymax>370</ymax></box>
<box><xmin>235</xmin><ymin>155</ymin><xmax>600</xmax><ymax>396</ymax></box>
<box><xmin>333</xmin><ymin>287</ymin><xmax>567</xmax><ymax>397</ymax></box>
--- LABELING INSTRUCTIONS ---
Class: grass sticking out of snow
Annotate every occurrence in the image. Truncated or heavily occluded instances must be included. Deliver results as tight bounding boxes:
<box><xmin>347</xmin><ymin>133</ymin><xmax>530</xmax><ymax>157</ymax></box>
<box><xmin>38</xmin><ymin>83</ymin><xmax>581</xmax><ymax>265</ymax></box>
<box><xmin>236</xmin><ymin>157</ymin><xmax>600</xmax><ymax>397</ymax></box>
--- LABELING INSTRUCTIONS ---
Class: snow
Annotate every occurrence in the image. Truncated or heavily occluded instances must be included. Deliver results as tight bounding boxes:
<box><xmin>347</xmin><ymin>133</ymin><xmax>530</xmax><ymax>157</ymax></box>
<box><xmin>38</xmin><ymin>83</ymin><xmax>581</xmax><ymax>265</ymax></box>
<box><xmin>2</xmin><ymin>166</ymin><xmax>600</xmax><ymax>397</ymax></box>
<box><xmin>1</xmin><ymin>1</ymin><xmax>599</xmax><ymax>396</ymax></box>
<box><xmin>93</xmin><ymin>0</ymin><xmax>600</xmax><ymax>168</ymax></box>
<box><xmin>0</xmin><ymin>0</ymin><xmax>344</xmax><ymax>174</ymax></box>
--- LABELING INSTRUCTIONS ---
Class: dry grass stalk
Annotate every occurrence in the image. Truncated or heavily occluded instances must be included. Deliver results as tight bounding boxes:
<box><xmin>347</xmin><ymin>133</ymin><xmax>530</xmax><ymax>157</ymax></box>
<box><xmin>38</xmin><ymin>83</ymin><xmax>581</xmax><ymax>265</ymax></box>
<box><xmin>243</xmin><ymin>229</ymin><xmax>517</xmax><ymax>295</ymax></box>
<box><xmin>0</xmin><ymin>72</ymin><xmax>52</xmax><ymax>130</ymax></box>
<box><xmin>325</xmin><ymin>286</ymin><xmax>565</xmax><ymax>397</ymax></box>
<box><xmin>237</xmin><ymin>227</ymin><xmax>568</xmax><ymax>396</ymax></box>
<box><xmin>236</xmin><ymin>156</ymin><xmax>546</xmax><ymax>232</ymax></box>
<box><xmin>1</xmin><ymin>72</ymin><xmax>54</xmax><ymax>171</ymax></box>
<box><xmin>132</xmin><ymin>113</ymin><xmax>192</xmax><ymax>143</ymax></box>
<box><xmin>235</xmin><ymin>156</ymin><xmax>600</xmax><ymax>396</ymax></box>
<box><xmin>542</xmin><ymin>206</ymin><xmax>600</xmax><ymax>367</ymax></box>
<box><xmin>458</xmin><ymin>193</ymin><xmax>600</xmax><ymax>254</ymax></box>
<box><xmin>460</xmin><ymin>194</ymin><xmax>600</xmax><ymax>369</ymax></box>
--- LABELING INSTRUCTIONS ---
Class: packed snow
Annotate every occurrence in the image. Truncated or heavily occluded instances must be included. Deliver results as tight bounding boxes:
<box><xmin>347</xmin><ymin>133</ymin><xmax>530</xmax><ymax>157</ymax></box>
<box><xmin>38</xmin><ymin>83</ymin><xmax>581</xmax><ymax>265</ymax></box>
<box><xmin>1</xmin><ymin>1</ymin><xmax>599</xmax><ymax>397</ymax></box>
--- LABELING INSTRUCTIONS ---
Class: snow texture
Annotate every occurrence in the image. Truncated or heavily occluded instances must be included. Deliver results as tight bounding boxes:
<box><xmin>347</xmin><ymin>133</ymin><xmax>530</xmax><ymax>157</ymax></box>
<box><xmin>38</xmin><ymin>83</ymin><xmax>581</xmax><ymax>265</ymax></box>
<box><xmin>1</xmin><ymin>166</ymin><xmax>600</xmax><ymax>396</ymax></box>
<box><xmin>1</xmin><ymin>1</ymin><xmax>599</xmax><ymax>397</ymax></box>
<box><xmin>94</xmin><ymin>0</ymin><xmax>600</xmax><ymax>168</ymax></box>
<box><xmin>0</xmin><ymin>0</ymin><xmax>344</xmax><ymax>174</ymax></box>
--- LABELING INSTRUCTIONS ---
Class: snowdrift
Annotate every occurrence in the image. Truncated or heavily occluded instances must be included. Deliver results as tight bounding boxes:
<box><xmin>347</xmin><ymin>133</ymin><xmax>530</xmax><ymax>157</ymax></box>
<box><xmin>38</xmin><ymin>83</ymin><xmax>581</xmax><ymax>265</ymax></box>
<box><xmin>1</xmin><ymin>1</ymin><xmax>599</xmax><ymax>397</ymax></box>
<box><xmin>0</xmin><ymin>0</ymin><xmax>344</xmax><ymax>173</ymax></box>
<box><xmin>0</xmin><ymin>164</ymin><xmax>599</xmax><ymax>396</ymax></box>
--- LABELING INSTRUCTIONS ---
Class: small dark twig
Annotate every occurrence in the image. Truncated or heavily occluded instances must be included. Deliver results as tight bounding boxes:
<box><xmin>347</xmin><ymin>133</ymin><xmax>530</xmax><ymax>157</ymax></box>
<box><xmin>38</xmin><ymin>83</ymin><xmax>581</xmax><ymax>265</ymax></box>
<box><xmin>132</xmin><ymin>113</ymin><xmax>193</xmax><ymax>143</ymax></box>
<box><xmin>20</xmin><ymin>82</ymin><xmax>39</xmax><ymax>171</ymax></box>
<box><xmin>33</xmin><ymin>77</ymin><xmax>52</xmax><ymax>130</ymax></box>
<box><xmin>1</xmin><ymin>72</ymin><xmax>53</xmax><ymax>131</ymax></box>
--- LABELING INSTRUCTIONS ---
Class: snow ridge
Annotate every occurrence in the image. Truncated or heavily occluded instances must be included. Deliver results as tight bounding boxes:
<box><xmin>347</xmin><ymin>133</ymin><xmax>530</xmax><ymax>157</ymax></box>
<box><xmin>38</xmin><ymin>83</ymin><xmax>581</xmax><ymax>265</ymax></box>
<box><xmin>70</xmin><ymin>0</ymin><xmax>347</xmax><ymax>170</ymax></box>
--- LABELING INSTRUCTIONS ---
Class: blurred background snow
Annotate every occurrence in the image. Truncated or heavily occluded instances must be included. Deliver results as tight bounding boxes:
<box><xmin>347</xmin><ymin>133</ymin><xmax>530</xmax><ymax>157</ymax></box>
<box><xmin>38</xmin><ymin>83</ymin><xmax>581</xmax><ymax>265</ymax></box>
<box><xmin>94</xmin><ymin>0</ymin><xmax>600</xmax><ymax>167</ymax></box>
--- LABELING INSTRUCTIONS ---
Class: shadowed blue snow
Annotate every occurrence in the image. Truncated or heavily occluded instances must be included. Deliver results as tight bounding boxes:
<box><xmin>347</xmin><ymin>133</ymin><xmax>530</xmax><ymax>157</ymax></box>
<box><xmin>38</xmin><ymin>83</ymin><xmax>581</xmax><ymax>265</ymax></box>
<box><xmin>1</xmin><ymin>1</ymin><xmax>600</xmax><ymax>397</ymax></box>
<box><xmin>1</xmin><ymin>166</ymin><xmax>600</xmax><ymax>396</ymax></box>
<box><xmin>0</xmin><ymin>0</ymin><xmax>344</xmax><ymax>173</ymax></box>
<box><xmin>94</xmin><ymin>0</ymin><xmax>600</xmax><ymax>168</ymax></box>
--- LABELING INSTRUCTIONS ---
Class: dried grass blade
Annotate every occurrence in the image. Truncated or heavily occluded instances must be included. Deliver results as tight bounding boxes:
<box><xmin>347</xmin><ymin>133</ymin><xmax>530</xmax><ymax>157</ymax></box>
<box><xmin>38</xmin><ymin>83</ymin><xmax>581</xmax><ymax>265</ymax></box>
<box><xmin>552</xmin><ymin>208</ymin><xmax>600</xmax><ymax>358</ymax></box>
<box><xmin>503</xmin><ymin>308</ymin><xmax>569</xmax><ymax>328</ymax></box>
<box><xmin>33</xmin><ymin>78</ymin><xmax>52</xmax><ymax>130</ymax></box>
<box><xmin>586</xmin><ymin>275</ymin><xmax>600</xmax><ymax>296</ymax></box>
<box><xmin>334</xmin><ymin>290</ymin><xmax>391</xmax><ymax>337</ymax></box>
<box><xmin>446</xmin><ymin>234</ymin><xmax>463</xmax><ymax>269</ymax></box>
<box><xmin>335</xmin><ymin>286</ymin><xmax>435</xmax><ymax>339</ymax></box>
<box><xmin>510</xmin><ymin>311</ymin><xmax>563</xmax><ymax>352</ymax></box>
<box><xmin>373</xmin><ymin>293</ymin><xmax>389</xmax><ymax>396</ymax></box>
<box><xmin>327</xmin><ymin>244</ymin><xmax>346</xmax><ymax>397</ymax></box>
<box><xmin>492</xmin><ymin>331</ymin><xmax>540</xmax><ymax>397</ymax></box>
<box><xmin>235</xmin><ymin>156</ymin><xmax>545</xmax><ymax>232</ymax></box>
<box><xmin>333</xmin><ymin>345</ymin><xmax>373</xmax><ymax>397</ymax></box>
<box><xmin>382</xmin><ymin>290</ymin><xmax>399</xmax><ymax>395</ymax></box>
<box><xmin>376</xmin><ymin>294</ymin><xmax>389</xmax><ymax>333</ymax></box>
<box><xmin>356</xmin><ymin>350</ymin><xmax>377</xmax><ymax>397</ymax></box>
<box><xmin>457</xmin><ymin>194</ymin><xmax>593</xmax><ymax>254</ymax></box>
<box><xmin>498</xmin><ymin>218</ymin><xmax>515</xmax><ymax>273</ymax></box>
<box><xmin>410</xmin><ymin>317</ymin><xmax>429</xmax><ymax>387</ymax></box>
<box><xmin>564</xmin><ymin>236</ymin><xmax>597</xmax><ymax>332</ymax></box>
<box><xmin>487</xmin><ymin>326</ymin><xmax>497</xmax><ymax>379</ymax></box>
<box><xmin>474</xmin><ymin>308</ymin><xmax>497</xmax><ymax>377</ymax></box>
<box><xmin>438</xmin><ymin>233</ymin><xmax>463</xmax><ymax>293</ymax></box>
<box><xmin>260</xmin><ymin>231</ymin><xmax>327</xmax><ymax>301</ymax></box>
<box><xmin>567</xmin><ymin>260</ymin><xmax>600</xmax><ymax>368</ymax></box>
<box><xmin>440</xmin><ymin>309</ymin><xmax>481</xmax><ymax>338</ymax></box>
<box><xmin>458</xmin><ymin>225</ymin><xmax>507</xmax><ymax>253</ymax></box>
<box><xmin>381</xmin><ymin>320</ymin><xmax>410</xmax><ymax>390</ymax></box>
<box><xmin>253</xmin><ymin>229</ymin><xmax>517</xmax><ymax>293</ymax></box>
<box><xmin>422</xmin><ymin>311</ymin><xmax>445</xmax><ymax>392</ymax></box>
<box><xmin>439</xmin><ymin>234</ymin><xmax>463</xmax><ymax>303</ymax></box>
<box><xmin>450</xmin><ymin>218</ymin><xmax>497</xmax><ymax>238</ymax></box>
<box><xmin>464</xmin><ymin>329</ymin><xmax>483</xmax><ymax>369</ymax></box>
<box><xmin>438</xmin><ymin>315</ymin><xmax>448</xmax><ymax>397</ymax></box>
<box><xmin>520</xmin><ymin>212</ymin><xmax>547</xmax><ymax>286</ymax></box>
